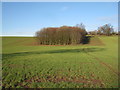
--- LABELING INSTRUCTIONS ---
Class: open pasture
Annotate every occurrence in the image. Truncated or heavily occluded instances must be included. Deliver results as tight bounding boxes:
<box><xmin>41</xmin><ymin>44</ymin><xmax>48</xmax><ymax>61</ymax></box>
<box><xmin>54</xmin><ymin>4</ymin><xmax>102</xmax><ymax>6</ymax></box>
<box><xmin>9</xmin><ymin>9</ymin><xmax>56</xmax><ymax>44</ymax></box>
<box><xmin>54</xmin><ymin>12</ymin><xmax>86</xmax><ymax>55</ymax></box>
<box><xmin>2</xmin><ymin>36</ymin><xmax>118</xmax><ymax>88</ymax></box>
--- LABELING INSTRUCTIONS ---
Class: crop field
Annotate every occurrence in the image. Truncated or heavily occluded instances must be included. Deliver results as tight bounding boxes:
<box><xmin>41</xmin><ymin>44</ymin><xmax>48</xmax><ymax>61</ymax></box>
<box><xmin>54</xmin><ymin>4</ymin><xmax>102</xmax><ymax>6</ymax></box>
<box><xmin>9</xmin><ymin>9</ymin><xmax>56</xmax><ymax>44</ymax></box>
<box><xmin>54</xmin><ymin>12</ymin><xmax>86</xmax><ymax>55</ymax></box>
<box><xmin>2</xmin><ymin>36</ymin><xmax>118</xmax><ymax>88</ymax></box>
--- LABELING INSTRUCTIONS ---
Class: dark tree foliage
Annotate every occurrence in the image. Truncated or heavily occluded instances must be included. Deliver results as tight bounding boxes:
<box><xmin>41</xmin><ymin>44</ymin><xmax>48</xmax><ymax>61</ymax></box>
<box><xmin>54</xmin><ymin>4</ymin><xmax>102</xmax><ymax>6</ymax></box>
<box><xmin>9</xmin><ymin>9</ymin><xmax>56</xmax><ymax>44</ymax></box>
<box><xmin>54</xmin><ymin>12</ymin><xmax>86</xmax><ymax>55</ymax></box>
<box><xmin>35</xmin><ymin>25</ymin><xmax>87</xmax><ymax>45</ymax></box>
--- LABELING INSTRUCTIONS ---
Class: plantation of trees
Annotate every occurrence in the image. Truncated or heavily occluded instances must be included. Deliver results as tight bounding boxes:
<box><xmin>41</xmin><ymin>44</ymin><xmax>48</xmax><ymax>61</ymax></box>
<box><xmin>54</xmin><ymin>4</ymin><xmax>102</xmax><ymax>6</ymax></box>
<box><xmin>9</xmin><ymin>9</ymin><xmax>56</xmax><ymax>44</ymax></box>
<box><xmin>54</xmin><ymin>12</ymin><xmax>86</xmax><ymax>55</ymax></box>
<box><xmin>36</xmin><ymin>25</ymin><xmax>87</xmax><ymax>45</ymax></box>
<box><xmin>36</xmin><ymin>23</ymin><xmax>117</xmax><ymax>45</ymax></box>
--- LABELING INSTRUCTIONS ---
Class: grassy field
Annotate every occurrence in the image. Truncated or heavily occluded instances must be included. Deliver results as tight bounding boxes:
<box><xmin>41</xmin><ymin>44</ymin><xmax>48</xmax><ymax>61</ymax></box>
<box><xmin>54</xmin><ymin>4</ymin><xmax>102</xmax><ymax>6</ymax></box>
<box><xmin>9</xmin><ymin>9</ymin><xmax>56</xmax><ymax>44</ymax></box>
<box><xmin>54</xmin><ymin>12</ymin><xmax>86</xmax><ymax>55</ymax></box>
<box><xmin>2</xmin><ymin>36</ymin><xmax>118</xmax><ymax>88</ymax></box>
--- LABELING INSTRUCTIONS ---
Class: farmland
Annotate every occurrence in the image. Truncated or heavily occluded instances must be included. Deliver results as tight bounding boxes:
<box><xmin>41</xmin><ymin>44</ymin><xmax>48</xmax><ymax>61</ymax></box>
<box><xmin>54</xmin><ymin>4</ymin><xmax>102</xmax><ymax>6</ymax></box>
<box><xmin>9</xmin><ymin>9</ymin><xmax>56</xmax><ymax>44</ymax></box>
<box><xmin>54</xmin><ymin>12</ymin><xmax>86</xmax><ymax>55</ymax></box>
<box><xmin>2</xmin><ymin>36</ymin><xmax>118</xmax><ymax>88</ymax></box>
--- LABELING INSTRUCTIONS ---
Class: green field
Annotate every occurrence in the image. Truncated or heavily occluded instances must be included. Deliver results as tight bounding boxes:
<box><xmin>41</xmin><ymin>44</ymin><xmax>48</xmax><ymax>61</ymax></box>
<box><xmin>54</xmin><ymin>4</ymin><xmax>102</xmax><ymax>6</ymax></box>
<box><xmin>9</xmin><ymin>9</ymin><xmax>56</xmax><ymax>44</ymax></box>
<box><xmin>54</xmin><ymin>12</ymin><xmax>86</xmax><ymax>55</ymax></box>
<box><xmin>2</xmin><ymin>36</ymin><xmax>118</xmax><ymax>88</ymax></box>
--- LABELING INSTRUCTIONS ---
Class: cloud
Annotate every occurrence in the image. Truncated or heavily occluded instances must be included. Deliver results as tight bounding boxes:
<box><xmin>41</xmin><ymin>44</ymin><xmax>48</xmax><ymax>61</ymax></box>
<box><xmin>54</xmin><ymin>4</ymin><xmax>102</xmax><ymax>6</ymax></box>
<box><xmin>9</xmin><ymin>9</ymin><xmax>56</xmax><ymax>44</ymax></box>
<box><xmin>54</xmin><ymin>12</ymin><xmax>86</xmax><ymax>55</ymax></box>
<box><xmin>61</xmin><ymin>6</ymin><xmax>69</xmax><ymax>11</ymax></box>
<box><xmin>97</xmin><ymin>15</ymin><xmax>118</xmax><ymax>23</ymax></box>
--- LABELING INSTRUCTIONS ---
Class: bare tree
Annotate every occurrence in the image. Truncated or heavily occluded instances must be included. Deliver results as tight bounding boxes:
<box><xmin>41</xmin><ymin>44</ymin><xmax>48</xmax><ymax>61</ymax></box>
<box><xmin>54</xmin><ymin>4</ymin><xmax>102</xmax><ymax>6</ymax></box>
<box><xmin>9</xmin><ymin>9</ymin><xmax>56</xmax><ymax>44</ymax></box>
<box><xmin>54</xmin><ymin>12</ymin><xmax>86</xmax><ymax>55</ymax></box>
<box><xmin>98</xmin><ymin>24</ymin><xmax>114</xmax><ymax>36</ymax></box>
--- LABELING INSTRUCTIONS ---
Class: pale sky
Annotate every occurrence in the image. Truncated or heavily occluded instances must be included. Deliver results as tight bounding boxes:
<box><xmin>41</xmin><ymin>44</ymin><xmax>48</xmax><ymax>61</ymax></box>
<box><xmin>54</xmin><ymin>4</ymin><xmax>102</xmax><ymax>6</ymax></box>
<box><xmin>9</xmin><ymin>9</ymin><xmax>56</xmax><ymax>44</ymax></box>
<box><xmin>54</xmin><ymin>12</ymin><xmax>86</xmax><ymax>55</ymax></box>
<box><xmin>2</xmin><ymin>2</ymin><xmax>118</xmax><ymax>36</ymax></box>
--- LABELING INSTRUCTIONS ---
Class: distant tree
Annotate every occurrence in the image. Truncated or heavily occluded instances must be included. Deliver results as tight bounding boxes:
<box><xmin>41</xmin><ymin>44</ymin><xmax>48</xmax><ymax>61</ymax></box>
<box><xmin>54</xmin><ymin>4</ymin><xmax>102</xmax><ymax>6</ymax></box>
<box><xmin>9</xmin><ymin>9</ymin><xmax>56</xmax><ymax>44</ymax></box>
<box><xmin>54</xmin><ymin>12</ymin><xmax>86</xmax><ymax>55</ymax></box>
<box><xmin>89</xmin><ymin>30</ymin><xmax>97</xmax><ymax>35</ymax></box>
<box><xmin>98</xmin><ymin>24</ymin><xmax>114</xmax><ymax>36</ymax></box>
<box><xmin>97</xmin><ymin>29</ymin><xmax>102</xmax><ymax>35</ymax></box>
<box><xmin>76</xmin><ymin>23</ymin><xmax>85</xmax><ymax>30</ymax></box>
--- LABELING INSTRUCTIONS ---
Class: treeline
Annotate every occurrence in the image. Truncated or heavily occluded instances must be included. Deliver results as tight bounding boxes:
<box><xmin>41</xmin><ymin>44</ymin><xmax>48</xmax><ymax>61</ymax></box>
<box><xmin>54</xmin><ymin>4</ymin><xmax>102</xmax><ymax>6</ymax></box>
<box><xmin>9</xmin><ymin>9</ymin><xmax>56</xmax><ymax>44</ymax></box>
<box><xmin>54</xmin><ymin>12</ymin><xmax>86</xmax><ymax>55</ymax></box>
<box><xmin>35</xmin><ymin>23</ymin><xmax>117</xmax><ymax>45</ymax></box>
<box><xmin>36</xmin><ymin>24</ymin><xmax>87</xmax><ymax>45</ymax></box>
<box><xmin>88</xmin><ymin>24</ymin><xmax>118</xmax><ymax>36</ymax></box>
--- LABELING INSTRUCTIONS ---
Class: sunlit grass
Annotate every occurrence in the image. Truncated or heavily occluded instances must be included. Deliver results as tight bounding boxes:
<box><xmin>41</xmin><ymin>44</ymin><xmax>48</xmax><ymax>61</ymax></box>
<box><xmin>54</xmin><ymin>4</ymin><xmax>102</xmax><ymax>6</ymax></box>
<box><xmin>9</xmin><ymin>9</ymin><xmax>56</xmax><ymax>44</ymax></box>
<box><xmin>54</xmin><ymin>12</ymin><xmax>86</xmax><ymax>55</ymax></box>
<box><xmin>2</xmin><ymin>36</ymin><xmax>118</xmax><ymax>88</ymax></box>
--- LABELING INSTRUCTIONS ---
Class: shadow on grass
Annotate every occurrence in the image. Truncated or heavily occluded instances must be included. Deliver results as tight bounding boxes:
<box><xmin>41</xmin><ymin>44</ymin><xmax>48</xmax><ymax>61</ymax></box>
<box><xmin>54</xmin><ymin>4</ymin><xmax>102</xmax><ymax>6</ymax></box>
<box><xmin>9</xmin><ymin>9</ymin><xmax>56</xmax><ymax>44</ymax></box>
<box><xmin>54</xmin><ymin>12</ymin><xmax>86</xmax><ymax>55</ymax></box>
<box><xmin>82</xmin><ymin>36</ymin><xmax>91</xmax><ymax>44</ymax></box>
<box><xmin>2</xmin><ymin>47</ymin><xmax>105</xmax><ymax>60</ymax></box>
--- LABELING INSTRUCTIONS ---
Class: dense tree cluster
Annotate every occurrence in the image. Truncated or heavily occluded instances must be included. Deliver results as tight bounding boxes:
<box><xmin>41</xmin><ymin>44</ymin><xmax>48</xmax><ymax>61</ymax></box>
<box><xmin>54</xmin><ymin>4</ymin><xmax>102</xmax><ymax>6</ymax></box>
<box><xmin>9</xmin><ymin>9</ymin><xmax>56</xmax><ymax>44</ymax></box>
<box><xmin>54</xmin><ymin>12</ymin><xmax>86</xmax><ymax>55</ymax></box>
<box><xmin>36</xmin><ymin>25</ymin><xmax>87</xmax><ymax>45</ymax></box>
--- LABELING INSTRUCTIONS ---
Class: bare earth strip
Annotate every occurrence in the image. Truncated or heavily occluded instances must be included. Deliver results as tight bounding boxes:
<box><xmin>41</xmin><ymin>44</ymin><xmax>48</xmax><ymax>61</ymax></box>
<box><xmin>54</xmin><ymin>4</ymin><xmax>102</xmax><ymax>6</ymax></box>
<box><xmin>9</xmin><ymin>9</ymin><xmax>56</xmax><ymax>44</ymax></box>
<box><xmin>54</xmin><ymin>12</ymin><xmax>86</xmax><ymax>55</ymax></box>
<box><xmin>86</xmin><ymin>53</ymin><xmax>119</xmax><ymax>76</ymax></box>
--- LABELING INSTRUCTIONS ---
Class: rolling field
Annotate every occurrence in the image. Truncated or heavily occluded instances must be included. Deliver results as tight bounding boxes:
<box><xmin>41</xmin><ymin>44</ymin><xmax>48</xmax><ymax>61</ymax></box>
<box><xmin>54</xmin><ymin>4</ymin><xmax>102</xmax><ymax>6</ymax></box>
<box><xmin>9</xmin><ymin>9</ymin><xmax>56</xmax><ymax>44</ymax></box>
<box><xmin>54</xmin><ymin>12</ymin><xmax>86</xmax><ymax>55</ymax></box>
<box><xmin>2</xmin><ymin>36</ymin><xmax>118</xmax><ymax>88</ymax></box>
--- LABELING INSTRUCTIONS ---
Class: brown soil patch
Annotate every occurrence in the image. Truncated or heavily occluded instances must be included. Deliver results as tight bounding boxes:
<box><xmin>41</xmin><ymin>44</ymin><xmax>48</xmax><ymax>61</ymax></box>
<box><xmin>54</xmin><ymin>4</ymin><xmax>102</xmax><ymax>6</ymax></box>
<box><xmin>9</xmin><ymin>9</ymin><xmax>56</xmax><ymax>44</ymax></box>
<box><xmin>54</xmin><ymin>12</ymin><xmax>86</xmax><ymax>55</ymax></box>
<box><xmin>18</xmin><ymin>74</ymin><xmax>105</xmax><ymax>88</ymax></box>
<box><xmin>6</xmin><ymin>64</ymin><xmax>30</xmax><ymax>68</ymax></box>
